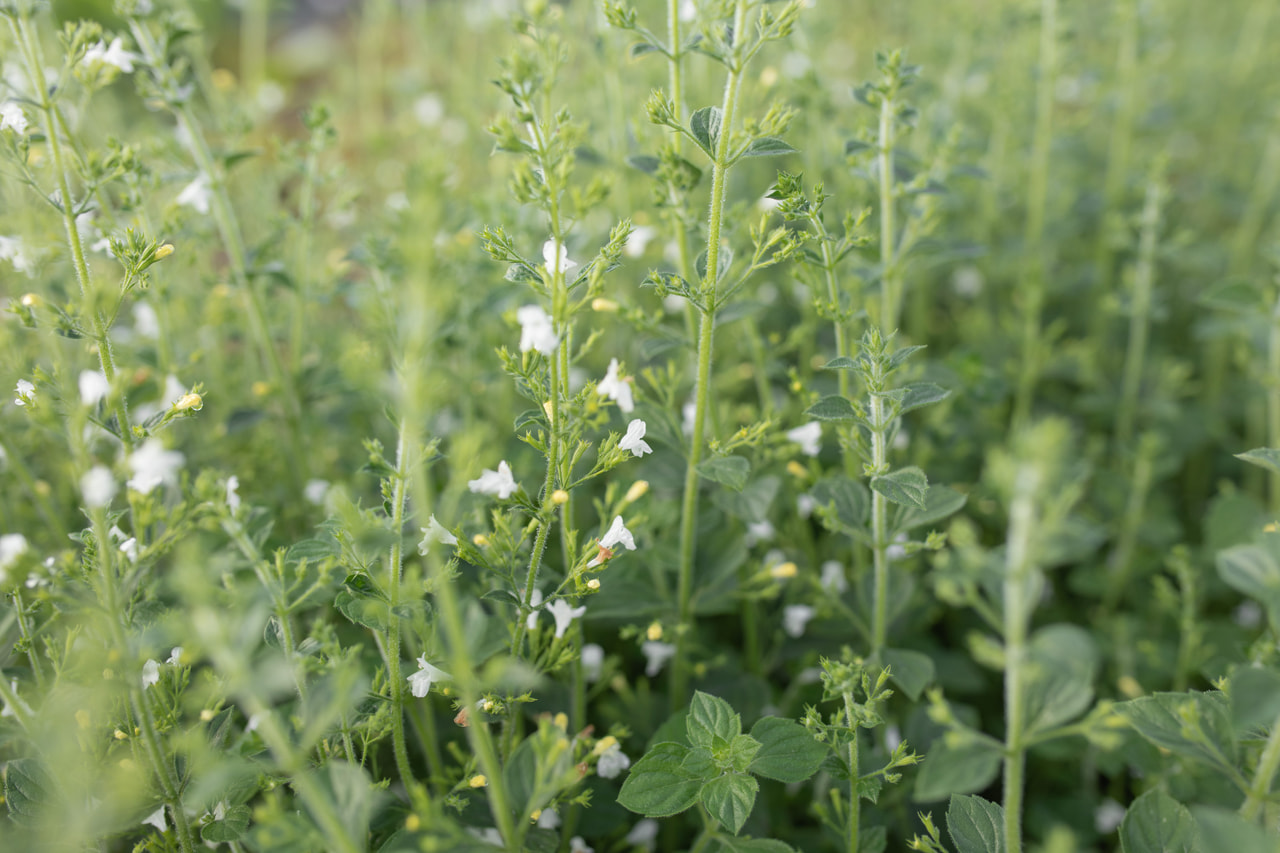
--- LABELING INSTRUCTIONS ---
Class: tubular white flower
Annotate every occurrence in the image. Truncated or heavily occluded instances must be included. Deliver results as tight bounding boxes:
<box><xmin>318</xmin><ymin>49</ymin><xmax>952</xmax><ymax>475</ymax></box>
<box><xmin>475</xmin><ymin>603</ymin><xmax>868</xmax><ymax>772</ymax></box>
<box><xmin>141</xmin><ymin>659</ymin><xmax>160</xmax><ymax>690</ymax></box>
<box><xmin>516</xmin><ymin>304</ymin><xmax>559</xmax><ymax>355</ymax></box>
<box><xmin>142</xmin><ymin>807</ymin><xmax>167</xmax><ymax>832</ymax></box>
<box><xmin>407</xmin><ymin>656</ymin><xmax>450</xmax><ymax>698</ymax></box>
<box><xmin>581</xmin><ymin>643</ymin><xmax>604</xmax><ymax>682</ymax></box>
<box><xmin>468</xmin><ymin>460</ymin><xmax>518</xmax><ymax>499</ymax></box>
<box><xmin>786</xmin><ymin>421</ymin><xmax>823</xmax><ymax>457</ymax></box>
<box><xmin>0</xmin><ymin>101</ymin><xmax>26</xmax><ymax>134</ymax></box>
<box><xmin>783</xmin><ymin>604</ymin><xmax>816</xmax><ymax>638</ymax></box>
<box><xmin>546</xmin><ymin>599</ymin><xmax>586</xmax><ymax>639</ymax></box>
<box><xmin>78</xmin><ymin>370</ymin><xmax>109</xmax><ymax>406</ymax></box>
<box><xmin>176</xmin><ymin>174</ymin><xmax>212</xmax><ymax>214</ymax></box>
<box><xmin>618</xmin><ymin>419</ymin><xmax>652</xmax><ymax>457</ymax></box>
<box><xmin>14</xmin><ymin>378</ymin><xmax>34</xmax><ymax>407</ymax></box>
<box><xmin>587</xmin><ymin>516</ymin><xmax>636</xmax><ymax>568</ymax></box>
<box><xmin>542</xmin><ymin>239</ymin><xmax>577</xmax><ymax>276</ymax></box>
<box><xmin>417</xmin><ymin>515</ymin><xmax>459</xmax><ymax>556</ymax></box>
<box><xmin>597</xmin><ymin>359</ymin><xmax>635</xmax><ymax>413</ymax></box>
<box><xmin>820</xmin><ymin>560</ymin><xmax>848</xmax><ymax>594</ymax></box>
<box><xmin>624</xmin><ymin>225</ymin><xmax>657</xmax><ymax>258</ymax></box>
<box><xmin>0</xmin><ymin>534</ymin><xmax>28</xmax><ymax>577</ymax></box>
<box><xmin>596</xmin><ymin>741</ymin><xmax>631</xmax><ymax>779</ymax></box>
<box><xmin>83</xmin><ymin>38</ymin><xmax>139</xmax><ymax>73</ymax></box>
<box><xmin>127</xmin><ymin>439</ymin><xmax>185</xmax><ymax>495</ymax></box>
<box><xmin>81</xmin><ymin>466</ymin><xmax>117</xmax><ymax>508</ymax></box>
<box><xmin>226</xmin><ymin>476</ymin><xmax>241</xmax><ymax>513</ymax></box>
<box><xmin>642</xmin><ymin>641</ymin><xmax>676</xmax><ymax>677</ymax></box>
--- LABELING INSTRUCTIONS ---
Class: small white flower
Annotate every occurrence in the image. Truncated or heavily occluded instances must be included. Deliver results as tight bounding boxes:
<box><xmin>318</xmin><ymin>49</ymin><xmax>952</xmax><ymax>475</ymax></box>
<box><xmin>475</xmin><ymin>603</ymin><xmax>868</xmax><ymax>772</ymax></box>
<box><xmin>542</xmin><ymin>239</ymin><xmax>577</xmax><ymax>277</ymax></box>
<box><xmin>885</xmin><ymin>724</ymin><xmax>902</xmax><ymax>752</ymax></box>
<box><xmin>226</xmin><ymin>476</ymin><xmax>241</xmax><ymax>513</ymax></box>
<box><xmin>596</xmin><ymin>741</ymin><xmax>631</xmax><ymax>779</ymax></box>
<box><xmin>886</xmin><ymin>532</ymin><xmax>908</xmax><ymax>562</ymax></box>
<box><xmin>245</xmin><ymin>713</ymin><xmax>261</xmax><ymax>733</ymax></box>
<box><xmin>0</xmin><ymin>101</ymin><xmax>26</xmax><ymax>134</ymax></box>
<box><xmin>407</xmin><ymin>656</ymin><xmax>450</xmax><ymax>698</ymax></box>
<box><xmin>0</xmin><ymin>236</ymin><xmax>34</xmax><ymax>274</ymax></box>
<box><xmin>141</xmin><ymin>659</ymin><xmax>160</xmax><ymax>690</ymax></box>
<box><xmin>417</xmin><ymin>515</ymin><xmax>459</xmax><ymax>556</ymax></box>
<box><xmin>525</xmin><ymin>588</ymin><xmax>545</xmax><ymax>630</ymax></box>
<box><xmin>119</xmin><ymin>537</ymin><xmax>139</xmax><ymax>563</ymax></box>
<box><xmin>820</xmin><ymin>560</ymin><xmax>848</xmax><ymax>594</ymax></box>
<box><xmin>14</xmin><ymin>379</ymin><xmax>35</xmax><ymax>407</ymax></box>
<box><xmin>1</xmin><ymin>678</ymin><xmax>29</xmax><ymax>718</ymax></box>
<box><xmin>626</xmin><ymin>819</ymin><xmax>660</xmax><ymax>850</ymax></box>
<box><xmin>757</xmin><ymin>194</ymin><xmax>782</xmax><ymax>213</ymax></box>
<box><xmin>569</xmin><ymin>836</ymin><xmax>594</xmax><ymax>853</ymax></box>
<box><xmin>176</xmin><ymin>174</ymin><xmax>212</xmax><ymax>214</ymax></box>
<box><xmin>619</xmin><ymin>419</ymin><xmax>652</xmax><ymax>457</ymax></box>
<box><xmin>588</xmin><ymin>516</ymin><xmax>637</xmax><ymax>567</ymax></box>
<box><xmin>783</xmin><ymin>604</ymin><xmax>815</xmax><ymax>638</ymax></box>
<box><xmin>786</xmin><ymin>422</ymin><xmax>822</xmax><ymax>457</ymax></box>
<box><xmin>142</xmin><ymin>806</ymin><xmax>167</xmax><ymax>832</ymax></box>
<box><xmin>547</xmin><ymin>599</ymin><xmax>586</xmax><ymax>639</ymax></box>
<box><xmin>127</xmin><ymin>439</ymin><xmax>184</xmax><ymax>495</ymax></box>
<box><xmin>414</xmin><ymin>93</ymin><xmax>445</xmax><ymax>126</ymax></box>
<box><xmin>304</xmin><ymin>479</ymin><xmax>330</xmax><ymax>505</ymax></box>
<box><xmin>536</xmin><ymin>808</ymin><xmax>561</xmax><ymax>829</ymax></box>
<box><xmin>797</xmin><ymin>493</ymin><xmax>817</xmax><ymax>518</ymax></box>
<box><xmin>78</xmin><ymin>370</ymin><xmax>109</xmax><ymax>406</ymax></box>
<box><xmin>597</xmin><ymin>359</ymin><xmax>634</xmax><ymax>413</ymax></box>
<box><xmin>581</xmin><ymin>643</ymin><xmax>604</xmax><ymax>682</ymax></box>
<box><xmin>167</xmin><ymin>647</ymin><xmax>182</xmax><ymax>665</ymax></box>
<box><xmin>953</xmin><ymin>265</ymin><xmax>984</xmax><ymax>298</ymax></box>
<box><xmin>624</xmin><ymin>225</ymin><xmax>657</xmax><ymax>258</ymax></box>
<box><xmin>81</xmin><ymin>466</ymin><xmax>117</xmax><ymax>509</ymax></box>
<box><xmin>516</xmin><ymin>304</ymin><xmax>559</xmax><ymax>355</ymax></box>
<box><xmin>83</xmin><ymin>38</ymin><xmax>138</xmax><ymax>73</ymax></box>
<box><xmin>468</xmin><ymin>460</ymin><xmax>518</xmax><ymax>499</ymax></box>
<box><xmin>745</xmin><ymin>520</ymin><xmax>775</xmax><ymax>546</ymax></box>
<box><xmin>642</xmin><ymin>641</ymin><xmax>676</xmax><ymax>677</ymax></box>
<box><xmin>678</xmin><ymin>0</ymin><xmax>697</xmax><ymax>22</ymax></box>
<box><xmin>133</xmin><ymin>302</ymin><xmax>160</xmax><ymax>339</ymax></box>
<box><xmin>385</xmin><ymin>191</ymin><xmax>409</xmax><ymax>212</ymax></box>
<box><xmin>0</xmin><ymin>533</ymin><xmax>28</xmax><ymax>577</ymax></box>
<box><xmin>681</xmin><ymin>400</ymin><xmax>696</xmax><ymax>435</ymax></box>
<box><xmin>1094</xmin><ymin>798</ymin><xmax>1126</xmax><ymax>834</ymax></box>
<box><xmin>1234</xmin><ymin>601</ymin><xmax>1263</xmax><ymax>629</ymax></box>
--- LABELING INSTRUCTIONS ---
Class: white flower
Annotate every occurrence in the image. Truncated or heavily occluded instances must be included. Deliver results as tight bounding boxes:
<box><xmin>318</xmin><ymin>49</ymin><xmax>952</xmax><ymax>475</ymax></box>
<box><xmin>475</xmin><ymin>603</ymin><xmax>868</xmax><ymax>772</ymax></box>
<box><xmin>596</xmin><ymin>741</ymin><xmax>631</xmax><ymax>779</ymax></box>
<box><xmin>953</xmin><ymin>265</ymin><xmax>984</xmax><ymax>298</ymax></box>
<box><xmin>588</xmin><ymin>516</ymin><xmax>637</xmax><ymax>567</ymax></box>
<box><xmin>626</xmin><ymin>819</ymin><xmax>660</xmax><ymax>849</ymax></box>
<box><xmin>886</xmin><ymin>532</ymin><xmax>908</xmax><ymax>562</ymax></box>
<box><xmin>385</xmin><ymin>191</ymin><xmax>409</xmax><ymax>212</ymax></box>
<box><xmin>176</xmin><ymin>174</ymin><xmax>212</xmax><ymax>214</ymax></box>
<box><xmin>885</xmin><ymin>724</ymin><xmax>902</xmax><ymax>752</ymax></box>
<box><xmin>542</xmin><ymin>239</ymin><xmax>577</xmax><ymax>277</ymax></box>
<box><xmin>783</xmin><ymin>604</ymin><xmax>815</xmax><ymax>638</ymax></box>
<box><xmin>83</xmin><ymin>38</ymin><xmax>138</xmax><ymax>73</ymax></box>
<box><xmin>682</xmin><ymin>400</ymin><xmax>696</xmax><ymax>435</ymax></box>
<box><xmin>407</xmin><ymin>656</ymin><xmax>450</xmax><ymax>698</ymax></box>
<box><xmin>820</xmin><ymin>560</ymin><xmax>848</xmax><ymax>594</ymax></box>
<box><xmin>141</xmin><ymin>659</ymin><xmax>160</xmax><ymax>690</ymax></box>
<box><xmin>133</xmin><ymin>302</ymin><xmax>160</xmax><ymax>339</ymax></box>
<box><xmin>304</xmin><ymin>479</ymin><xmax>330</xmax><ymax>505</ymax></box>
<box><xmin>1094</xmin><ymin>798</ymin><xmax>1125</xmax><ymax>834</ymax></box>
<box><xmin>119</xmin><ymin>537</ymin><xmax>139</xmax><ymax>563</ymax></box>
<box><xmin>127</xmin><ymin>439</ymin><xmax>184</xmax><ymax>495</ymax></box>
<box><xmin>468</xmin><ymin>460</ymin><xmax>518</xmax><ymax>499</ymax></box>
<box><xmin>81</xmin><ymin>466</ymin><xmax>117</xmax><ymax>509</ymax></box>
<box><xmin>597</xmin><ymin>359</ymin><xmax>635</xmax><ymax>413</ymax></box>
<box><xmin>642</xmin><ymin>641</ymin><xmax>676</xmax><ymax>677</ymax></box>
<box><xmin>678</xmin><ymin>0</ymin><xmax>697</xmax><ymax>22</ymax></box>
<box><xmin>525</xmin><ymin>588</ymin><xmax>544</xmax><ymax>630</ymax></box>
<box><xmin>624</xmin><ymin>225</ymin><xmax>657</xmax><ymax>258</ymax></box>
<box><xmin>0</xmin><ymin>236</ymin><xmax>34</xmax><ymax>274</ymax></box>
<box><xmin>245</xmin><ymin>713</ymin><xmax>262</xmax><ymax>733</ymax></box>
<box><xmin>547</xmin><ymin>599</ymin><xmax>586</xmax><ymax>639</ymax></box>
<box><xmin>786</xmin><ymin>421</ymin><xmax>822</xmax><ymax>457</ymax></box>
<box><xmin>797</xmin><ymin>493</ymin><xmax>817</xmax><ymax>518</ymax></box>
<box><xmin>0</xmin><ymin>101</ymin><xmax>26</xmax><ymax>134</ymax></box>
<box><xmin>1234</xmin><ymin>601</ymin><xmax>1263</xmax><ymax>629</ymax></box>
<box><xmin>414</xmin><ymin>93</ymin><xmax>444</xmax><ymax>126</ymax></box>
<box><xmin>619</xmin><ymin>419</ymin><xmax>652</xmax><ymax>457</ymax></box>
<box><xmin>581</xmin><ymin>643</ymin><xmax>604</xmax><ymax>682</ymax></box>
<box><xmin>745</xmin><ymin>520</ymin><xmax>775</xmax><ymax>546</ymax></box>
<box><xmin>569</xmin><ymin>837</ymin><xmax>594</xmax><ymax>853</ymax></box>
<box><xmin>536</xmin><ymin>808</ymin><xmax>561</xmax><ymax>829</ymax></box>
<box><xmin>0</xmin><ymin>534</ymin><xmax>28</xmax><ymax>578</ymax></box>
<box><xmin>517</xmin><ymin>304</ymin><xmax>559</xmax><ymax>355</ymax></box>
<box><xmin>142</xmin><ymin>806</ymin><xmax>167</xmax><ymax>832</ymax></box>
<box><xmin>14</xmin><ymin>379</ymin><xmax>34</xmax><ymax>407</ymax></box>
<box><xmin>167</xmin><ymin>647</ymin><xmax>182</xmax><ymax>665</ymax></box>
<box><xmin>79</xmin><ymin>370</ymin><xmax>109</xmax><ymax>406</ymax></box>
<box><xmin>226</xmin><ymin>476</ymin><xmax>241</xmax><ymax>513</ymax></box>
<box><xmin>417</xmin><ymin>515</ymin><xmax>459</xmax><ymax>556</ymax></box>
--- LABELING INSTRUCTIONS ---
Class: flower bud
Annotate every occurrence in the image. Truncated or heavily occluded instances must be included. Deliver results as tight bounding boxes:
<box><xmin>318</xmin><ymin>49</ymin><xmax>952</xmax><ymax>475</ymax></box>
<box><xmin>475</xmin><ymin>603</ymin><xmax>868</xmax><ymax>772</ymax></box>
<box><xmin>624</xmin><ymin>480</ymin><xmax>649</xmax><ymax>503</ymax></box>
<box><xmin>468</xmin><ymin>774</ymin><xmax>487</xmax><ymax>788</ymax></box>
<box><xmin>154</xmin><ymin>243</ymin><xmax>175</xmax><ymax>260</ymax></box>
<box><xmin>646</xmin><ymin>622</ymin><xmax>663</xmax><ymax>641</ymax></box>
<box><xmin>551</xmin><ymin>489</ymin><xmax>569</xmax><ymax>505</ymax></box>
<box><xmin>586</xmin><ymin>578</ymin><xmax>600</xmax><ymax>591</ymax></box>
<box><xmin>770</xmin><ymin>561</ymin><xmax>798</xmax><ymax>579</ymax></box>
<box><xmin>592</xmin><ymin>297</ymin><xmax>619</xmax><ymax>312</ymax></box>
<box><xmin>174</xmin><ymin>392</ymin><xmax>202</xmax><ymax>412</ymax></box>
<box><xmin>20</xmin><ymin>293</ymin><xmax>41</xmax><ymax>307</ymax></box>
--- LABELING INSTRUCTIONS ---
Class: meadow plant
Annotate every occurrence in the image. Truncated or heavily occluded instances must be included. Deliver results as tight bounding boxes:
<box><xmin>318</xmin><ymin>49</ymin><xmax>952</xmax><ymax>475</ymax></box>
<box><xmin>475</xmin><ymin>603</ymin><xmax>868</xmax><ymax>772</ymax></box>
<box><xmin>2</xmin><ymin>0</ymin><xmax>1280</xmax><ymax>851</ymax></box>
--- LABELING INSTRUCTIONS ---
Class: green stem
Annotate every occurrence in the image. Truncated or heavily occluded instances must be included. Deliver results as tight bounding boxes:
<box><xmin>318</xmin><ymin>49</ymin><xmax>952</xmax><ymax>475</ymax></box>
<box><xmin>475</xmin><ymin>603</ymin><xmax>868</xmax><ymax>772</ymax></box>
<box><xmin>1102</xmin><ymin>433</ymin><xmax>1157</xmax><ymax>613</ymax></box>
<box><xmin>673</xmin><ymin>0</ymin><xmax>749</xmax><ymax>711</ymax></box>
<box><xmin>1269</xmin><ymin>282</ymin><xmax>1280</xmax><ymax>516</ymax></box>
<box><xmin>1240</xmin><ymin>709</ymin><xmax>1280</xmax><ymax>821</ymax></box>
<box><xmin>1001</xmin><ymin>463</ymin><xmax>1038</xmax><ymax>853</ymax></box>
<box><xmin>869</xmin><ymin>360</ymin><xmax>890</xmax><ymax>654</ymax></box>
<box><xmin>843</xmin><ymin>694</ymin><xmax>861</xmax><ymax>853</ymax></box>
<box><xmin>878</xmin><ymin>91</ymin><xmax>897</xmax><ymax>331</ymax></box>
<box><xmin>1012</xmin><ymin>0</ymin><xmax>1058</xmax><ymax>429</ymax></box>
<box><xmin>241</xmin><ymin>0</ymin><xmax>269</xmax><ymax>93</ymax></box>
<box><xmin>11</xmin><ymin>590</ymin><xmax>46</xmax><ymax>688</ymax></box>
<box><xmin>1115</xmin><ymin>169</ymin><xmax>1164</xmax><ymax>449</ymax></box>
<box><xmin>386</xmin><ymin>423</ymin><xmax>415</xmax><ymax>787</ymax></box>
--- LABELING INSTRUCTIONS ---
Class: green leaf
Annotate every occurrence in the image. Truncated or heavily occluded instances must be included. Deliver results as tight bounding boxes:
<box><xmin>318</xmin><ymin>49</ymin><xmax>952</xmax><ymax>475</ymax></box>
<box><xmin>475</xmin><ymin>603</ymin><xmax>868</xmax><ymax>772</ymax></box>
<box><xmin>913</xmin><ymin>741</ymin><xmax>1002</xmax><ymax>802</ymax></box>
<box><xmin>5</xmin><ymin>758</ymin><xmax>55</xmax><ymax>826</ymax></box>
<box><xmin>738</xmin><ymin>136</ymin><xmax>797</xmax><ymax>158</ymax></box>
<box><xmin>877</xmin><ymin>647</ymin><xmax>935</xmax><ymax>701</ymax></box>
<box><xmin>701</xmin><ymin>773</ymin><xmax>758</xmax><ymax>835</ymax></box>
<box><xmin>1022</xmin><ymin>624</ymin><xmax>1097</xmax><ymax>735</ymax></box>
<box><xmin>1117</xmin><ymin>692</ymin><xmax>1237</xmax><ymax>776</ymax></box>
<box><xmin>335</xmin><ymin>589</ymin><xmax>391</xmax><ymax>631</ymax></box>
<box><xmin>805</xmin><ymin>395</ymin><xmax>859</xmax><ymax>422</ymax></box>
<box><xmin>618</xmin><ymin>742</ymin><xmax>702</xmax><ymax>817</ymax></box>
<box><xmin>1191</xmin><ymin>806</ymin><xmax>1273</xmax><ymax>853</ymax></box>
<box><xmin>858</xmin><ymin>826</ymin><xmax>888</xmax><ymax>853</ymax></box>
<box><xmin>887</xmin><ymin>344</ymin><xmax>927</xmax><ymax>371</ymax></box>
<box><xmin>1229</xmin><ymin>666</ymin><xmax>1280</xmax><ymax>731</ymax></box>
<box><xmin>893</xmin><ymin>485</ymin><xmax>967</xmax><ymax>534</ymax></box>
<box><xmin>713</xmin><ymin>475</ymin><xmax>780</xmax><ymax>522</ymax></box>
<box><xmin>748</xmin><ymin>717</ymin><xmax>827</xmax><ymax>783</ymax></box>
<box><xmin>716</xmin><ymin>837</ymin><xmax>797</xmax><ymax>853</ymax></box>
<box><xmin>946</xmin><ymin>795</ymin><xmax>1005</xmax><ymax>853</ymax></box>
<box><xmin>682</xmin><ymin>746</ymin><xmax>717</xmax><ymax>779</ymax></box>
<box><xmin>201</xmin><ymin>805</ymin><xmax>252</xmax><ymax>843</ymax></box>
<box><xmin>626</xmin><ymin>154</ymin><xmax>660</xmax><ymax>175</ymax></box>
<box><xmin>1235</xmin><ymin>448</ymin><xmax>1280</xmax><ymax>476</ymax></box>
<box><xmin>823</xmin><ymin>356</ymin><xmax>860</xmax><ymax>370</ymax></box>
<box><xmin>690</xmin><ymin>106</ymin><xmax>723</xmax><ymax>155</ymax></box>
<box><xmin>811</xmin><ymin>476</ymin><xmax>870</xmax><ymax>535</ymax></box>
<box><xmin>1119</xmin><ymin>789</ymin><xmax>1196</xmax><ymax>853</ymax></box>
<box><xmin>630</xmin><ymin>41</ymin><xmax>663</xmax><ymax>58</ymax></box>
<box><xmin>698</xmin><ymin>455</ymin><xmax>751</xmax><ymax>491</ymax></box>
<box><xmin>1217</xmin><ymin>541</ymin><xmax>1280</xmax><ymax>628</ymax></box>
<box><xmin>728</xmin><ymin>734</ymin><xmax>762</xmax><ymax>773</ymax></box>
<box><xmin>871</xmin><ymin>467</ymin><xmax>929</xmax><ymax>509</ymax></box>
<box><xmin>897</xmin><ymin>383</ymin><xmax>950</xmax><ymax>416</ymax></box>
<box><xmin>688</xmin><ymin>692</ymin><xmax>741</xmax><ymax>748</ymax></box>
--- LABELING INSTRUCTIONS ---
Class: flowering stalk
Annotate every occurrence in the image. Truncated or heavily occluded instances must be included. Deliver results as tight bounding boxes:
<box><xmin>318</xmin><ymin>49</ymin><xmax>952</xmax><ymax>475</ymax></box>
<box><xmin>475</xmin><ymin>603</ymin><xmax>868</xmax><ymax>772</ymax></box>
<box><xmin>1114</xmin><ymin>160</ymin><xmax>1166</xmax><ymax>449</ymax></box>
<box><xmin>385</xmin><ymin>422</ymin><xmax>415</xmax><ymax>786</ymax></box>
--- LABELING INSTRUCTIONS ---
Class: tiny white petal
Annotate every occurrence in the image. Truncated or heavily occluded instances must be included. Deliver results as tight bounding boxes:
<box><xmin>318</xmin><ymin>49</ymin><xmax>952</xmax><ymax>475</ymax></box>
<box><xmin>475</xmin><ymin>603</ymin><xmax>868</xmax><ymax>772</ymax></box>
<box><xmin>596</xmin><ymin>741</ymin><xmax>631</xmax><ymax>779</ymax></box>
<box><xmin>546</xmin><ymin>599</ymin><xmax>586</xmax><ymax>639</ymax></box>
<box><xmin>516</xmin><ymin>304</ymin><xmax>559</xmax><ymax>355</ymax></box>
<box><xmin>618</xmin><ymin>419</ymin><xmax>652</xmax><ymax>457</ymax></box>
<box><xmin>417</xmin><ymin>515</ymin><xmax>459</xmax><ymax>556</ymax></box>
<box><xmin>642</xmin><ymin>641</ymin><xmax>677</xmax><ymax>677</ymax></box>
<box><xmin>0</xmin><ymin>534</ymin><xmax>29</xmax><ymax>576</ymax></box>
<box><xmin>176</xmin><ymin>174</ymin><xmax>212</xmax><ymax>214</ymax></box>
<box><xmin>581</xmin><ymin>643</ymin><xmax>604</xmax><ymax>682</ymax></box>
<box><xmin>226</xmin><ymin>476</ymin><xmax>241</xmax><ymax>513</ymax></box>
<box><xmin>167</xmin><ymin>647</ymin><xmax>182</xmax><ymax>665</ymax></box>
<box><xmin>407</xmin><ymin>655</ymin><xmax>451</xmax><ymax>698</ymax></box>
<box><xmin>786</xmin><ymin>421</ymin><xmax>822</xmax><ymax>457</ymax></box>
<box><xmin>626</xmin><ymin>819</ymin><xmax>660</xmax><ymax>849</ymax></box>
<box><xmin>142</xmin><ymin>806</ymin><xmax>167</xmax><ymax>832</ymax></box>
<box><xmin>542</xmin><ymin>239</ymin><xmax>577</xmax><ymax>276</ymax></box>
<box><xmin>468</xmin><ymin>461</ymin><xmax>518</xmax><ymax>499</ymax></box>
<box><xmin>536</xmin><ymin>808</ymin><xmax>561</xmax><ymax>829</ymax></box>
<box><xmin>569</xmin><ymin>836</ymin><xmax>594</xmax><ymax>853</ymax></box>
<box><xmin>141</xmin><ymin>659</ymin><xmax>160</xmax><ymax>690</ymax></box>
<box><xmin>80</xmin><ymin>466</ymin><xmax>117</xmax><ymax>509</ymax></box>
<box><xmin>820</xmin><ymin>560</ymin><xmax>848</xmax><ymax>594</ymax></box>
<box><xmin>79</xmin><ymin>370</ymin><xmax>110</xmax><ymax>406</ymax></box>
<box><xmin>0</xmin><ymin>101</ymin><xmax>27</xmax><ymax>134</ymax></box>
<box><xmin>783</xmin><ymin>604</ymin><xmax>815</xmax><ymax>638</ymax></box>
<box><xmin>597</xmin><ymin>359</ymin><xmax>635</xmax><ymax>413</ymax></box>
<box><xmin>304</xmin><ymin>479</ymin><xmax>330</xmax><ymax>505</ymax></box>
<box><xmin>127</xmin><ymin>439</ymin><xmax>185</xmax><ymax>495</ymax></box>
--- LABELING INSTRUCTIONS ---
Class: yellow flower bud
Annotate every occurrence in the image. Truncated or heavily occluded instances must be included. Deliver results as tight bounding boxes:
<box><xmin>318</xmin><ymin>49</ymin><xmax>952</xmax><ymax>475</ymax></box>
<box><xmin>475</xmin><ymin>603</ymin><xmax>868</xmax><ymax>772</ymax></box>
<box><xmin>592</xmin><ymin>735</ymin><xmax>618</xmax><ymax>757</ymax></box>
<box><xmin>118</xmin><ymin>758</ymin><xmax>135</xmax><ymax>770</ymax></box>
<box><xmin>530</xmin><ymin>810</ymin><xmax>542</xmax><ymax>823</ymax></box>
<box><xmin>405</xmin><ymin>814</ymin><xmax>421</xmax><ymax>832</ymax></box>
<box><xmin>1117</xmin><ymin>675</ymin><xmax>1143</xmax><ymax>699</ymax></box>
<box><xmin>592</xmin><ymin>297</ymin><xmax>619</xmax><ymax>312</ymax></box>
<box><xmin>472</xmin><ymin>534</ymin><xmax>489</xmax><ymax>547</ymax></box>
<box><xmin>543</xmin><ymin>400</ymin><xmax>554</xmax><ymax>421</ymax></box>
<box><xmin>154</xmin><ymin>243</ymin><xmax>175</xmax><ymax>260</ymax></box>
<box><xmin>251</xmin><ymin>381</ymin><xmax>271</xmax><ymax>398</ymax></box>
<box><xmin>624</xmin><ymin>480</ymin><xmax>649</xmax><ymax>503</ymax></box>
<box><xmin>210</xmin><ymin>68</ymin><xmax>237</xmax><ymax>91</ymax></box>
<box><xmin>20</xmin><ymin>293</ymin><xmax>41</xmax><ymax>307</ymax></box>
<box><xmin>786</xmin><ymin>460</ymin><xmax>808</xmax><ymax>479</ymax></box>
<box><xmin>174</xmin><ymin>392</ymin><xmax>203</xmax><ymax>412</ymax></box>
<box><xmin>1266</xmin><ymin>522</ymin><xmax>1278</xmax><ymax>533</ymax></box>
<box><xmin>551</xmin><ymin>489</ymin><xmax>569</xmax><ymax>505</ymax></box>
<box><xmin>646</xmin><ymin>622</ymin><xmax>663</xmax><ymax>641</ymax></box>
<box><xmin>760</xmin><ymin>66</ymin><xmax>779</xmax><ymax>87</ymax></box>
<box><xmin>586</xmin><ymin>578</ymin><xmax>600</xmax><ymax>591</ymax></box>
<box><xmin>113</xmin><ymin>729</ymin><xmax>128</xmax><ymax>740</ymax></box>
<box><xmin>200</xmin><ymin>709</ymin><xmax>215</xmax><ymax>721</ymax></box>
<box><xmin>770</xmin><ymin>561</ymin><xmax>798</xmax><ymax>580</ymax></box>
<box><xmin>469</xmin><ymin>774</ymin><xmax>488</xmax><ymax>788</ymax></box>
<box><xmin>482</xmin><ymin>699</ymin><xmax>495</xmax><ymax>712</ymax></box>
